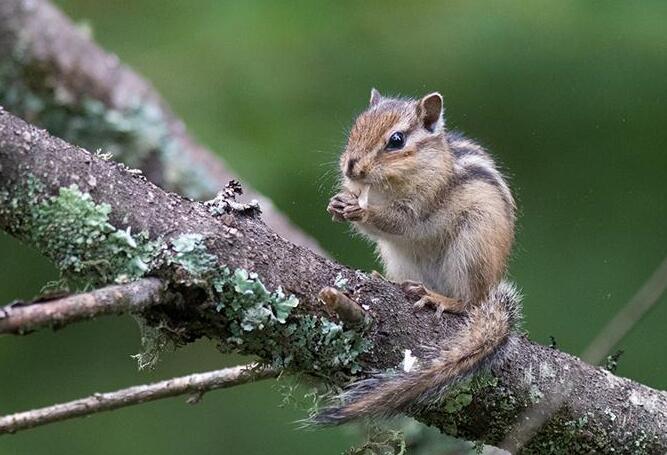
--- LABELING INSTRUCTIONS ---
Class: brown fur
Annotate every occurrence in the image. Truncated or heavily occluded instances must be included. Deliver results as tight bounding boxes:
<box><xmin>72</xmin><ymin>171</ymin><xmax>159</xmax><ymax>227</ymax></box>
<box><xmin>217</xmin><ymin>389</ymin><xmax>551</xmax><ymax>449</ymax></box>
<box><xmin>321</xmin><ymin>90</ymin><xmax>519</xmax><ymax>423</ymax></box>
<box><xmin>314</xmin><ymin>282</ymin><xmax>521</xmax><ymax>423</ymax></box>
<box><xmin>341</xmin><ymin>299</ymin><xmax>511</xmax><ymax>417</ymax></box>
<box><xmin>444</xmin><ymin>181</ymin><xmax>514</xmax><ymax>303</ymax></box>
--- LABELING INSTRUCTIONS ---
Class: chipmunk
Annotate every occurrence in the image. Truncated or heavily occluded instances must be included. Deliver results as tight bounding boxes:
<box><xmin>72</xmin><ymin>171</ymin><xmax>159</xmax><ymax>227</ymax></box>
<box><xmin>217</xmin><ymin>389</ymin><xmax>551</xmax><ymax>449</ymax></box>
<box><xmin>318</xmin><ymin>89</ymin><xmax>522</xmax><ymax>423</ymax></box>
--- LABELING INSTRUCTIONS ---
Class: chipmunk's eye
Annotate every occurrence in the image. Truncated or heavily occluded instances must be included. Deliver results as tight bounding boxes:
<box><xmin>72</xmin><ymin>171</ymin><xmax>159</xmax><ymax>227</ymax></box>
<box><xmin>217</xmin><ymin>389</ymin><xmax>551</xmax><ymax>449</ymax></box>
<box><xmin>386</xmin><ymin>131</ymin><xmax>405</xmax><ymax>151</ymax></box>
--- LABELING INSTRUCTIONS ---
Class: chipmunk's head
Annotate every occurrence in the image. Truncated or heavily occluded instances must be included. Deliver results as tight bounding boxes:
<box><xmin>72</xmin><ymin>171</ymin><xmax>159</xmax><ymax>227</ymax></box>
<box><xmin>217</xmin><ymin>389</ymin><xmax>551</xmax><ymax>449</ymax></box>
<box><xmin>341</xmin><ymin>89</ymin><xmax>452</xmax><ymax>192</ymax></box>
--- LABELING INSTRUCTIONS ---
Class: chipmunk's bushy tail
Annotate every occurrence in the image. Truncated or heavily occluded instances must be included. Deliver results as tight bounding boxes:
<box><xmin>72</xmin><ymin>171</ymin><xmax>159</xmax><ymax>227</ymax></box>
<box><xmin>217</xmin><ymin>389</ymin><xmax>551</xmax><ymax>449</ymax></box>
<box><xmin>313</xmin><ymin>281</ymin><xmax>522</xmax><ymax>424</ymax></box>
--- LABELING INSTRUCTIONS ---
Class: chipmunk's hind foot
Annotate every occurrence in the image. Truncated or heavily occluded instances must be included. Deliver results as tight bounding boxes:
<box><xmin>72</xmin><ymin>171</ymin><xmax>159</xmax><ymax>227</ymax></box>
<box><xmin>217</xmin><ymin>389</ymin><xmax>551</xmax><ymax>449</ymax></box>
<box><xmin>401</xmin><ymin>280</ymin><xmax>466</xmax><ymax>317</ymax></box>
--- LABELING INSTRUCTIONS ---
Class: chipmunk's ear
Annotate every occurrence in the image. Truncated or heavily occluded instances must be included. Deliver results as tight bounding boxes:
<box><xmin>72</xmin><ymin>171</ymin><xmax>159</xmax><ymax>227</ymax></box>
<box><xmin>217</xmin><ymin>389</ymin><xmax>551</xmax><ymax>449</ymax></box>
<box><xmin>419</xmin><ymin>92</ymin><xmax>444</xmax><ymax>132</ymax></box>
<box><xmin>369</xmin><ymin>88</ymin><xmax>383</xmax><ymax>107</ymax></box>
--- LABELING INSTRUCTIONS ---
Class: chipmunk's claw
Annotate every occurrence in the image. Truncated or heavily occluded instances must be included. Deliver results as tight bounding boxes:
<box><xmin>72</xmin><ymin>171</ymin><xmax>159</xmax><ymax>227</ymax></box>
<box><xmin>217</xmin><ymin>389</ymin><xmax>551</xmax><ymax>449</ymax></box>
<box><xmin>342</xmin><ymin>205</ymin><xmax>365</xmax><ymax>221</ymax></box>
<box><xmin>401</xmin><ymin>280</ymin><xmax>427</xmax><ymax>299</ymax></box>
<box><xmin>327</xmin><ymin>192</ymin><xmax>366</xmax><ymax>222</ymax></box>
<box><xmin>327</xmin><ymin>195</ymin><xmax>348</xmax><ymax>222</ymax></box>
<box><xmin>413</xmin><ymin>296</ymin><xmax>428</xmax><ymax>310</ymax></box>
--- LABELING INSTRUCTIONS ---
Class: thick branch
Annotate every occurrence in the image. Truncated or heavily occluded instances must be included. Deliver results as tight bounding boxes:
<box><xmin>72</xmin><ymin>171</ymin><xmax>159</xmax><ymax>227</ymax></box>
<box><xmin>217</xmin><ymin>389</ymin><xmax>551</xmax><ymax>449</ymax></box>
<box><xmin>0</xmin><ymin>278</ymin><xmax>165</xmax><ymax>335</ymax></box>
<box><xmin>0</xmin><ymin>0</ymin><xmax>323</xmax><ymax>254</ymax></box>
<box><xmin>0</xmin><ymin>364</ymin><xmax>277</xmax><ymax>434</ymax></box>
<box><xmin>500</xmin><ymin>255</ymin><xmax>667</xmax><ymax>451</ymax></box>
<box><xmin>0</xmin><ymin>110</ymin><xmax>665</xmax><ymax>453</ymax></box>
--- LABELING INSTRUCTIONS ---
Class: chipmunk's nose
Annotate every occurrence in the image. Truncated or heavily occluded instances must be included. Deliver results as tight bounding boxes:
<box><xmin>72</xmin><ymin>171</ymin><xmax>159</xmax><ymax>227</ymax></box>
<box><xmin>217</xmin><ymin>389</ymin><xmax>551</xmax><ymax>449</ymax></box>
<box><xmin>345</xmin><ymin>158</ymin><xmax>366</xmax><ymax>179</ymax></box>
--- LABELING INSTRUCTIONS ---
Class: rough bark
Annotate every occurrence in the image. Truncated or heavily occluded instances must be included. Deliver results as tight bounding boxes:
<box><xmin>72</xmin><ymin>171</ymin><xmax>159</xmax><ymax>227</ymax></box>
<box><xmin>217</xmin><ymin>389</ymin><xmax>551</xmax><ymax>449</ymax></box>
<box><xmin>0</xmin><ymin>111</ymin><xmax>665</xmax><ymax>453</ymax></box>
<box><xmin>0</xmin><ymin>0</ymin><xmax>323</xmax><ymax>253</ymax></box>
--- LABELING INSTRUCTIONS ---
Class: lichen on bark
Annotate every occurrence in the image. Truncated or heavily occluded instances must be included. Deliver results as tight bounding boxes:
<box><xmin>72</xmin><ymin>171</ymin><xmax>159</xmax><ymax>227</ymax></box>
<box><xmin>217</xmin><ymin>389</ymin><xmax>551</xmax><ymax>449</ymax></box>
<box><xmin>1</xmin><ymin>107</ymin><xmax>665</xmax><ymax>453</ymax></box>
<box><xmin>0</xmin><ymin>176</ymin><xmax>162</xmax><ymax>288</ymax></box>
<box><xmin>165</xmin><ymin>233</ymin><xmax>370</xmax><ymax>377</ymax></box>
<box><xmin>0</xmin><ymin>173</ymin><xmax>370</xmax><ymax>377</ymax></box>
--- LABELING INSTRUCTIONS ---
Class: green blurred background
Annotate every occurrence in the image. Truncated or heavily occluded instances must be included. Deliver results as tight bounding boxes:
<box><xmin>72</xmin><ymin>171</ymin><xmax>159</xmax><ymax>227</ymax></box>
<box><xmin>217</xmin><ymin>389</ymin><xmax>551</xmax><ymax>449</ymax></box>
<box><xmin>1</xmin><ymin>0</ymin><xmax>666</xmax><ymax>453</ymax></box>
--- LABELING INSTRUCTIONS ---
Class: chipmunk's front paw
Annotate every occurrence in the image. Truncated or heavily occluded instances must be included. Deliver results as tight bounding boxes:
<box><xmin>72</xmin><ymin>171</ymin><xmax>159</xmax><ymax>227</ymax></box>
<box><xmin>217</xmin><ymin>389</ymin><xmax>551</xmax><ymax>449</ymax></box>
<box><xmin>327</xmin><ymin>192</ymin><xmax>367</xmax><ymax>222</ymax></box>
<box><xmin>327</xmin><ymin>192</ymin><xmax>353</xmax><ymax>222</ymax></box>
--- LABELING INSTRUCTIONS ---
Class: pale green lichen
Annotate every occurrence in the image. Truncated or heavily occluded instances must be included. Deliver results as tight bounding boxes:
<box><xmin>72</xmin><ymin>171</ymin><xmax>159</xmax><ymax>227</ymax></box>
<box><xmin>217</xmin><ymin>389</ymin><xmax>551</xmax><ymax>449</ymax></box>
<box><xmin>422</xmin><ymin>372</ymin><xmax>524</xmax><ymax>448</ymax></box>
<box><xmin>32</xmin><ymin>185</ymin><xmax>160</xmax><ymax>287</ymax></box>
<box><xmin>345</xmin><ymin>421</ymin><xmax>474</xmax><ymax>455</ymax></box>
<box><xmin>1</xmin><ymin>173</ymin><xmax>369</xmax><ymax>379</ymax></box>
<box><xmin>346</xmin><ymin>425</ymin><xmax>407</xmax><ymax>455</ymax></box>
<box><xmin>163</xmin><ymin>234</ymin><xmax>370</xmax><ymax>376</ymax></box>
<box><xmin>169</xmin><ymin>233</ymin><xmax>217</xmax><ymax>277</ymax></box>
<box><xmin>1</xmin><ymin>177</ymin><xmax>162</xmax><ymax>288</ymax></box>
<box><xmin>443</xmin><ymin>374</ymin><xmax>498</xmax><ymax>413</ymax></box>
<box><xmin>334</xmin><ymin>272</ymin><xmax>349</xmax><ymax>290</ymax></box>
<box><xmin>604</xmin><ymin>350</ymin><xmax>623</xmax><ymax>373</ymax></box>
<box><xmin>217</xmin><ymin>268</ymin><xmax>299</xmax><ymax>328</ymax></box>
<box><xmin>424</xmin><ymin>368</ymin><xmax>664</xmax><ymax>454</ymax></box>
<box><xmin>433</xmin><ymin>374</ymin><xmax>502</xmax><ymax>438</ymax></box>
<box><xmin>131</xmin><ymin>316</ymin><xmax>173</xmax><ymax>370</ymax></box>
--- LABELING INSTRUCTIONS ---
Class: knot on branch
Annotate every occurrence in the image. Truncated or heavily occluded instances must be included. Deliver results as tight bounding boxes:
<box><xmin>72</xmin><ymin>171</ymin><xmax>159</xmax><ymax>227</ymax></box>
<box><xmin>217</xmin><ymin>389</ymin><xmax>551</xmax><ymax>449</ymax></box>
<box><xmin>205</xmin><ymin>180</ymin><xmax>261</xmax><ymax>218</ymax></box>
<box><xmin>318</xmin><ymin>286</ymin><xmax>367</xmax><ymax>327</ymax></box>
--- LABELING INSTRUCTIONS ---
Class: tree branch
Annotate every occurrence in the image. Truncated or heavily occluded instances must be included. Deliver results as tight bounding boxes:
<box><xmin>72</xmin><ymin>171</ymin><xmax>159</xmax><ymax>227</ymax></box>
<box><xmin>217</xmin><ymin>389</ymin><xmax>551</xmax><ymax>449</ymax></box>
<box><xmin>0</xmin><ymin>363</ymin><xmax>278</xmax><ymax>435</ymax></box>
<box><xmin>0</xmin><ymin>278</ymin><xmax>166</xmax><ymax>335</ymax></box>
<box><xmin>0</xmin><ymin>0</ymin><xmax>324</xmax><ymax>254</ymax></box>
<box><xmin>0</xmin><ymin>109</ymin><xmax>665</xmax><ymax>453</ymax></box>
<box><xmin>500</xmin><ymin>255</ymin><xmax>667</xmax><ymax>452</ymax></box>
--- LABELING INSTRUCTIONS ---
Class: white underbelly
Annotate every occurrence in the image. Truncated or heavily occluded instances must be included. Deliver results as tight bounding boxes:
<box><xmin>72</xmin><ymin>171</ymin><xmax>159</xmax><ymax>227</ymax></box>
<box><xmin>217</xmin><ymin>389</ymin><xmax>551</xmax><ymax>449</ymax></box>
<box><xmin>379</xmin><ymin>240</ymin><xmax>451</xmax><ymax>294</ymax></box>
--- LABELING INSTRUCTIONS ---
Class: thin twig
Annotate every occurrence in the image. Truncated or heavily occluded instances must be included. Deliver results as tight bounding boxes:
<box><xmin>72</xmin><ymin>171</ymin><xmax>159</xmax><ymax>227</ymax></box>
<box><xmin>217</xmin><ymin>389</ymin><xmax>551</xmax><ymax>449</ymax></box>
<box><xmin>500</xmin><ymin>255</ymin><xmax>667</xmax><ymax>452</ymax></box>
<box><xmin>581</xmin><ymin>255</ymin><xmax>667</xmax><ymax>364</ymax></box>
<box><xmin>0</xmin><ymin>364</ymin><xmax>279</xmax><ymax>435</ymax></box>
<box><xmin>0</xmin><ymin>278</ymin><xmax>166</xmax><ymax>335</ymax></box>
